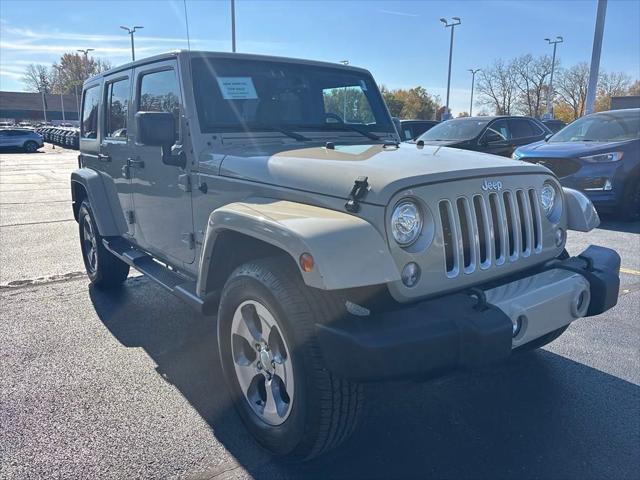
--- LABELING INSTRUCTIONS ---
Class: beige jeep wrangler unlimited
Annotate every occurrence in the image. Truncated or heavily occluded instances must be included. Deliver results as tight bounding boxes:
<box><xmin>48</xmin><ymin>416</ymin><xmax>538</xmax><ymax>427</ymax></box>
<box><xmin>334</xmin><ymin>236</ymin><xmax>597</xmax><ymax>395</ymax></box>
<box><xmin>72</xmin><ymin>51</ymin><xmax>620</xmax><ymax>460</ymax></box>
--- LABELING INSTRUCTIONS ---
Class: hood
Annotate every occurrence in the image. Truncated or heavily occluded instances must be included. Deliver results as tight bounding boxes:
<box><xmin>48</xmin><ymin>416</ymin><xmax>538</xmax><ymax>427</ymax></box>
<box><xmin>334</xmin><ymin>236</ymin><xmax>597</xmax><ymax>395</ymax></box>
<box><xmin>219</xmin><ymin>143</ymin><xmax>548</xmax><ymax>206</ymax></box>
<box><xmin>517</xmin><ymin>139</ymin><xmax>634</xmax><ymax>157</ymax></box>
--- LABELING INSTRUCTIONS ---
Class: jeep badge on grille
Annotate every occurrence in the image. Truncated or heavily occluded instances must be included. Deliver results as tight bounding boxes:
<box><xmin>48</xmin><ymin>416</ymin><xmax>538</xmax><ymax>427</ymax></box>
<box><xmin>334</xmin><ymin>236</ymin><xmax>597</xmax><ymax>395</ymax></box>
<box><xmin>481</xmin><ymin>179</ymin><xmax>503</xmax><ymax>191</ymax></box>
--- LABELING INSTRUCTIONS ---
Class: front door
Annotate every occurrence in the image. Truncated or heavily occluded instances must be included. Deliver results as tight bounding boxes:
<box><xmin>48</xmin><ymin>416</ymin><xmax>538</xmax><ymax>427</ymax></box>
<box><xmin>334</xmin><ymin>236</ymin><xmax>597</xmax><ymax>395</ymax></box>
<box><xmin>100</xmin><ymin>73</ymin><xmax>134</xmax><ymax>236</ymax></box>
<box><xmin>129</xmin><ymin>60</ymin><xmax>195</xmax><ymax>264</ymax></box>
<box><xmin>481</xmin><ymin>119</ymin><xmax>513</xmax><ymax>157</ymax></box>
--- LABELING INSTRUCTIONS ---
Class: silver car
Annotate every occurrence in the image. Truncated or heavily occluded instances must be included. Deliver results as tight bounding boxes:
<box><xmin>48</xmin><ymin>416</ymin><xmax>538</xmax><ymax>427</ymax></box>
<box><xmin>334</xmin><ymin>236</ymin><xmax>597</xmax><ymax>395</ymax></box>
<box><xmin>0</xmin><ymin>128</ymin><xmax>44</xmax><ymax>153</ymax></box>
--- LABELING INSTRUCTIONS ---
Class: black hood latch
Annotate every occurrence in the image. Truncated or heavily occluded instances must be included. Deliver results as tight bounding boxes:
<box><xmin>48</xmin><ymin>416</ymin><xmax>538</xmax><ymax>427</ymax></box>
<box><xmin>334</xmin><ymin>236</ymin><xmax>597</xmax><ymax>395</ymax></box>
<box><xmin>345</xmin><ymin>176</ymin><xmax>369</xmax><ymax>213</ymax></box>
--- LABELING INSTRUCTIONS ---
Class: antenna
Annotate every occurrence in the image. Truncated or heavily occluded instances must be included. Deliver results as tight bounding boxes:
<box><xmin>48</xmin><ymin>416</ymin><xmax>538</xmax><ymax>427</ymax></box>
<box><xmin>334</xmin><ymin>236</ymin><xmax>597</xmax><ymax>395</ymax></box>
<box><xmin>183</xmin><ymin>0</ymin><xmax>192</xmax><ymax>51</ymax></box>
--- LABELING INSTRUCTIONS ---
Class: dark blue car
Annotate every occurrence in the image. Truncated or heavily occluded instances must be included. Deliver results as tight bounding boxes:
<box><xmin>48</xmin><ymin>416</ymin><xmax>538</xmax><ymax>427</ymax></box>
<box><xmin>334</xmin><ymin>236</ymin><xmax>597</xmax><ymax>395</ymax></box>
<box><xmin>513</xmin><ymin>108</ymin><xmax>640</xmax><ymax>220</ymax></box>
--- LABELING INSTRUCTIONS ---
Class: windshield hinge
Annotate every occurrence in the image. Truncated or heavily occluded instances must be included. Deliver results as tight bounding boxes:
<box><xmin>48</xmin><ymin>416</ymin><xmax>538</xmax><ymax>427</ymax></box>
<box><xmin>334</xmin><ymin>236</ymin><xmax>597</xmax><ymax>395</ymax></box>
<box><xmin>345</xmin><ymin>176</ymin><xmax>369</xmax><ymax>213</ymax></box>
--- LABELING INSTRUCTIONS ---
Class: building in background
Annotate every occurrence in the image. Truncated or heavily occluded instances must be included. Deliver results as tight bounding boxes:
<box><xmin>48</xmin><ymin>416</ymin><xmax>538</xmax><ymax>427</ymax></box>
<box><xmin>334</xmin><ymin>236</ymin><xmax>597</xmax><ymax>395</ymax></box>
<box><xmin>0</xmin><ymin>91</ymin><xmax>79</xmax><ymax>125</ymax></box>
<box><xmin>610</xmin><ymin>96</ymin><xmax>640</xmax><ymax>110</ymax></box>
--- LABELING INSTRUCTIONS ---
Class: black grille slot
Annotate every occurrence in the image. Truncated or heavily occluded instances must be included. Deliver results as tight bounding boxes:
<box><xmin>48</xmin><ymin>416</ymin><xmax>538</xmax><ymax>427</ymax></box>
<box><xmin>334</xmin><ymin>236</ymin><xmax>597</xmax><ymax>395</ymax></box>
<box><xmin>473</xmin><ymin>196</ymin><xmax>488</xmax><ymax>264</ymax></box>
<box><xmin>503</xmin><ymin>192</ymin><xmax>516</xmax><ymax>257</ymax></box>
<box><xmin>456</xmin><ymin>198</ymin><xmax>472</xmax><ymax>268</ymax></box>
<box><xmin>489</xmin><ymin>193</ymin><xmax>502</xmax><ymax>260</ymax></box>
<box><xmin>529</xmin><ymin>188</ymin><xmax>542</xmax><ymax>250</ymax></box>
<box><xmin>516</xmin><ymin>190</ymin><xmax>528</xmax><ymax>253</ymax></box>
<box><xmin>439</xmin><ymin>201</ymin><xmax>455</xmax><ymax>273</ymax></box>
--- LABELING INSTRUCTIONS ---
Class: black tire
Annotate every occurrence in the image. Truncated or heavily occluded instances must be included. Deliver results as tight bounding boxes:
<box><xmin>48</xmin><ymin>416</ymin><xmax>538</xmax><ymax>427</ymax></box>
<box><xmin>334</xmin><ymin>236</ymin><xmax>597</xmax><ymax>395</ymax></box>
<box><xmin>78</xmin><ymin>200</ymin><xmax>129</xmax><ymax>288</ymax></box>
<box><xmin>23</xmin><ymin>140</ymin><xmax>39</xmax><ymax>153</ymax></box>
<box><xmin>217</xmin><ymin>256</ymin><xmax>362</xmax><ymax>461</ymax></box>
<box><xmin>514</xmin><ymin>325</ymin><xmax>569</xmax><ymax>353</ymax></box>
<box><xmin>620</xmin><ymin>179</ymin><xmax>640</xmax><ymax>222</ymax></box>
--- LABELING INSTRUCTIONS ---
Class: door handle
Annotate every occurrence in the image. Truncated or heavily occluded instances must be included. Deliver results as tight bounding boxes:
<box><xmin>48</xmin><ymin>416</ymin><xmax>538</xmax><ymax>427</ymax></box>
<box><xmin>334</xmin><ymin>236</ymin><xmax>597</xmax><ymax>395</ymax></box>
<box><xmin>98</xmin><ymin>153</ymin><xmax>111</xmax><ymax>162</ymax></box>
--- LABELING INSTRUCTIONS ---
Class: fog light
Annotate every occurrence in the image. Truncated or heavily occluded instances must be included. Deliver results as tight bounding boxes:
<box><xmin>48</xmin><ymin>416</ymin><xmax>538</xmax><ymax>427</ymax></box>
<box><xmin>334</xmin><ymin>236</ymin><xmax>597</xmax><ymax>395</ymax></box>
<box><xmin>603</xmin><ymin>178</ymin><xmax>613</xmax><ymax>191</ymax></box>
<box><xmin>513</xmin><ymin>315</ymin><xmax>525</xmax><ymax>337</ymax></box>
<box><xmin>554</xmin><ymin>228</ymin><xmax>564</xmax><ymax>247</ymax></box>
<box><xmin>401</xmin><ymin>262</ymin><xmax>421</xmax><ymax>287</ymax></box>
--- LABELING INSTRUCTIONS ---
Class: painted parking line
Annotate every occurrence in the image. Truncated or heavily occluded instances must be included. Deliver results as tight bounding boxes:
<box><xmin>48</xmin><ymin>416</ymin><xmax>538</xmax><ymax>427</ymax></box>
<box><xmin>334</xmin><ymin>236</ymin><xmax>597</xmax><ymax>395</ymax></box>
<box><xmin>620</xmin><ymin>267</ymin><xmax>640</xmax><ymax>276</ymax></box>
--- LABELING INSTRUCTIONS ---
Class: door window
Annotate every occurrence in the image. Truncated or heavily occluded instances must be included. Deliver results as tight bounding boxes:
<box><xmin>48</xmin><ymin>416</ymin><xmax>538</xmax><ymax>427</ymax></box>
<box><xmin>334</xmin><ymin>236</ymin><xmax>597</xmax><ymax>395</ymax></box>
<box><xmin>484</xmin><ymin>119</ymin><xmax>511</xmax><ymax>143</ymax></box>
<box><xmin>81</xmin><ymin>85</ymin><xmax>100</xmax><ymax>139</ymax></box>
<box><xmin>509</xmin><ymin>118</ymin><xmax>536</xmax><ymax>139</ymax></box>
<box><xmin>138</xmin><ymin>69</ymin><xmax>181</xmax><ymax>139</ymax></box>
<box><xmin>105</xmin><ymin>78</ymin><xmax>130</xmax><ymax>139</ymax></box>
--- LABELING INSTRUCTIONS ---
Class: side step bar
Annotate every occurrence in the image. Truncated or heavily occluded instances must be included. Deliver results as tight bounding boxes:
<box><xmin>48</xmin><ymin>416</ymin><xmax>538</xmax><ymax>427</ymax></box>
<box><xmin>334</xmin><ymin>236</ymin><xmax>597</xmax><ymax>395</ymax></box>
<box><xmin>102</xmin><ymin>237</ymin><xmax>219</xmax><ymax>315</ymax></box>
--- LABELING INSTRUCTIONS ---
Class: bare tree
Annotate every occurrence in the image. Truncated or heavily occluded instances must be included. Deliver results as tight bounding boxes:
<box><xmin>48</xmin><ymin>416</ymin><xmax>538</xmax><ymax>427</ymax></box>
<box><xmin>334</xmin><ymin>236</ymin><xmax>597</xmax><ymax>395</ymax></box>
<box><xmin>595</xmin><ymin>71</ymin><xmax>631</xmax><ymax>111</ymax></box>
<box><xmin>512</xmin><ymin>54</ymin><xmax>553</xmax><ymax>117</ymax></box>
<box><xmin>555</xmin><ymin>62</ymin><xmax>590</xmax><ymax>120</ymax></box>
<box><xmin>476</xmin><ymin>59</ymin><xmax>518</xmax><ymax>115</ymax></box>
<box><xmin>22</xmin><ymin>64</ymin><xmax>53</xmax><ymax>93</ymax></box>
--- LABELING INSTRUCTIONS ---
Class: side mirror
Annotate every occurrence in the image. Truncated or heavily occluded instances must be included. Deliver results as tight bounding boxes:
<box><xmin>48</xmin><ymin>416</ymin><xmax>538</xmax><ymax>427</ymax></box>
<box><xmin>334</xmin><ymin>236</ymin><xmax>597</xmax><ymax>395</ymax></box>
<box><xmin>545</xmin><ymin>133</ymin><xmax>553</xmax><ymax>142</ymax></box>
<box><xmin>135</xmin><ymin>111</ymin><xmax>185</xmax><ymax>168</ymax></box>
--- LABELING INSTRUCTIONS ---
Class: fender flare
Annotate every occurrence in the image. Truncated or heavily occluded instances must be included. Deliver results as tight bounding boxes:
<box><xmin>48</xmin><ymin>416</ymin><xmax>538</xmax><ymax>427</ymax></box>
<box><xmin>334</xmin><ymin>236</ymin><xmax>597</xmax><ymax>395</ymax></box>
<box><xmin>563</xmin><ymin>187</ymin><xmax>600</xmax><ymax>232</ymax></box>
<box><xmin>197</xmin><ymin>198</ymin><xmax>400</xmax><ymax>295</ymax></box>
<box><xmin>71</xmin><ymin>168</ymin><xmax>127</xmax><ymax>236</ymax></box>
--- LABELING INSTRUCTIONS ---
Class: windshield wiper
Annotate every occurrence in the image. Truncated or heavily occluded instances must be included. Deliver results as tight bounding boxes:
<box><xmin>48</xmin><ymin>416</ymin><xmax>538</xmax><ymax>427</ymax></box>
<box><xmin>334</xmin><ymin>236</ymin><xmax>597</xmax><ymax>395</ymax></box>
<box><xmin>322</xmin><ymin>123</ymin><xmax>381</xmax><ymax>141</ymax></box>
<box><xmin>247</xmin><ymin>124</ymin><xmax>311</xmax><ymax>142</ymax></box>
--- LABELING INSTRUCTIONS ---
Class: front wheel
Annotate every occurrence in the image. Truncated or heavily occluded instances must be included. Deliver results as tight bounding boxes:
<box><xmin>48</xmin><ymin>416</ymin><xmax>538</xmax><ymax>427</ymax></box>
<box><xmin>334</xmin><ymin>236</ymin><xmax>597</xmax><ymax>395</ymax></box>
<box><xmin>217</xmin><ymin>257</ymin><xmax>362</xmax><ymax>461</ymax></box>
<box><xmin>23</xmin><ymin>140</ymin><xmax>39</xmax><ymax>153</ymax></box>
<box><xmin>78</xmin><ymin>200</ymin><xmax>130</xmax><ymax>288</ymax></box>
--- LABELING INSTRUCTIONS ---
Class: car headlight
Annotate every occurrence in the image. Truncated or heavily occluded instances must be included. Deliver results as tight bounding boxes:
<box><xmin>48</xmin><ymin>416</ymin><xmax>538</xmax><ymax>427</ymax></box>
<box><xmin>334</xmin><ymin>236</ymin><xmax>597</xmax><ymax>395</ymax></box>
<box><xmin>391</xmin><ymin>200</ymin><xmax>423</xmax><ymax>246</ymax></box>
<box><xmin>539</xmin><ymin>181</ymin><xmax>564</xmax><ymax>222</ymax></box>
<box><xmin>511</xmin><ymin>150</ymin><xmax>522</xmax><ymax>160</ymax></box>
<box><xmin>579</xmin><ymin>152</ymin><xmax>623</xmax><ymax>163</ymax></box>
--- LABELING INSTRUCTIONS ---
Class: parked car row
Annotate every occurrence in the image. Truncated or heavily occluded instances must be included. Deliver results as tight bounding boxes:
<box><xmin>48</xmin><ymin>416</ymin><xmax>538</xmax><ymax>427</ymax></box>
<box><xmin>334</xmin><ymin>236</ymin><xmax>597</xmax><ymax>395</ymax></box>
<box><xmin>37</xmin><ymin>126</ymin><xmax>79</xmax><ymax>149</ymax></box>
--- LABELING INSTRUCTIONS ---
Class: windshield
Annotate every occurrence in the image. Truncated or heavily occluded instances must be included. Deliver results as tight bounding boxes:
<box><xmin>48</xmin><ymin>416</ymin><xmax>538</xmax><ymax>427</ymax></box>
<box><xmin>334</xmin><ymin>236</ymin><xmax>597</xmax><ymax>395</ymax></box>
<box><xmin>417</xmin><ymin>118</ymin><xmax>491</xmax><ymax>141</ymax></box>
<box><xmin>549</xmin><ymin>110</ymin><xmax>640</xmax><ymax>143</ymax></box>
<box><xmin>191</xmin><ymin>57</ymin><xmax>395</xmax><ymax>136</ymax></box>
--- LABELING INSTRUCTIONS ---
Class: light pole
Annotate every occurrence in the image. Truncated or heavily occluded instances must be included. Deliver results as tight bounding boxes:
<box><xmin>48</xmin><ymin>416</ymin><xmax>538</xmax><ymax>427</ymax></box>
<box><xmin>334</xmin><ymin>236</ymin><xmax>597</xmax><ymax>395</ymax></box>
<box><xmin>53</xmin><ymin>65</ymin><xmax>66</xmax><ymax>123</ymax></box>
<box><xmin>585</xmin><ymin>0</ymin><xmax>607</xmax><ymax>115</ymax></box>
<box><xmin>120</xmin><ymin>25</ymin><xmax>143</xmax><ymax>61</ymax></box>
<box><xmin>468</xmin><ymin>68</ymin><xmax>480</xmax><ymax>116</ymax></box>
<box><xmin>440</xmin><ymin>16</ymin><xmax>461</xmax><ymax>120</ymax></box>
<box><xmin>544</xmin><ymin>36</ymin><xmax>563</xmax><ymax>118</ymax></box>
<box><xmin>231</xmin><ymin>0</ymin><xmax>236</xmax><ymax>52</ymax></box>
<box><xmin>77</xmin><ymin>48</ymin><xmax>94</xmax><ymax>79</ymax></box>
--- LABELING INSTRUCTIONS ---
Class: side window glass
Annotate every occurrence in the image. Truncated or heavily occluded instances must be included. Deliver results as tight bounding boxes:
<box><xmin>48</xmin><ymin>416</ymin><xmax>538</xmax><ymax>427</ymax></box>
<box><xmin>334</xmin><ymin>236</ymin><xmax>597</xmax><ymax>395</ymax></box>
<box><xmin>528</xmin><ymin>120</ymin><xmax>544</xmax><ymax>136</ymax></box>
<box><xmin>138</xmin><ymin>69</ymin><xmax>181</xmax><ymax>138</ymax></box>
<box><xmin>106</xmin><ymin>78</ymin><xmax>130</xmax><ymax>139</ymax></box>
<box><xmin>510</xmin><ymin>119</ymin><xmax>535</xmax><ymax>139</ymax></box>
<box><xmin>81</xmin><ymin>85</ymin><xmax>100</xmax><ymax>139</ymax></box>
<box><xmin>484</xmin><ymin>119</ymin><xmax>510</xmax><ymax>143</ymax></box>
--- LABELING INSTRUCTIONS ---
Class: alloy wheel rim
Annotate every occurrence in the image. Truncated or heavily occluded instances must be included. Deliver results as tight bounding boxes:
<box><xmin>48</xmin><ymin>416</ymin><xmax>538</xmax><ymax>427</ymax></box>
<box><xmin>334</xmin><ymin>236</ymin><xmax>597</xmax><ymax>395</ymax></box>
<box><xmin>82</xmin><ymin>216</ymin><xmax>98</xmax><ymax>274</ymax></box>
<box><xmin>230</xmin><ymin>300</ymin><xmax>294</xmax><ymax>426</ymax></box>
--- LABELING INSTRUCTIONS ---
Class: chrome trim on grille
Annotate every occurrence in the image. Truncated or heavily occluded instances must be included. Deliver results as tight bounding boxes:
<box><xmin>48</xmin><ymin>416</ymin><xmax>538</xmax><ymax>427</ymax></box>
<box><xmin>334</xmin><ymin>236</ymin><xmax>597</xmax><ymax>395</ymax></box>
<box><xmin>438</xmin><ymin>188</ymin><xmax>542</xmax><ymax>277</ymax></box>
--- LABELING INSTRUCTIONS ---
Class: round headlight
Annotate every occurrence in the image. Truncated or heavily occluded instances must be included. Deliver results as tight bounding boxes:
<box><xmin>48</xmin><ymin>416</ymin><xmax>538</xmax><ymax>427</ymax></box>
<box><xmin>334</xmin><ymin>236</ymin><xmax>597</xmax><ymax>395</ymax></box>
<box><xmin>391</xmin><ymin>201</ymin><xmax>423</xmax><ymax>246</ymax></box>
<box><xmin>540</xmin><ymin>182</ymin><xmax>556</xmax><ymax>217</ymax></box>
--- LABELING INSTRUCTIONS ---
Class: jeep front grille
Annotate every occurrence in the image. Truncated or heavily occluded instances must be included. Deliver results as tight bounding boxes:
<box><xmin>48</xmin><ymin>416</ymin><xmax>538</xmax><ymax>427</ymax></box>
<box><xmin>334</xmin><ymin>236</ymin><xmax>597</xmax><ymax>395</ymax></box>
<box><xmin>438</xmin><ymin>189</ymin><xmax>543</xmax><ymax>277</ymax></box>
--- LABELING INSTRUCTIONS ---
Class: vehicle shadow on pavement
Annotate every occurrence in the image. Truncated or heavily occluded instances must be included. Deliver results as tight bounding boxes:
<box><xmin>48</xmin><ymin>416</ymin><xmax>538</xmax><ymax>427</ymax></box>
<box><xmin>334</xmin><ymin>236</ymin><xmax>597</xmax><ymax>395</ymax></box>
<box><xmin>89</xmin><ymin>277</ymin><xmax>640</xmax><ymax>480</ymax></box>
<box><xmin>596</xmin><ymin>217</ymin><xmax>640</xmax><ymax>234</ymax></box>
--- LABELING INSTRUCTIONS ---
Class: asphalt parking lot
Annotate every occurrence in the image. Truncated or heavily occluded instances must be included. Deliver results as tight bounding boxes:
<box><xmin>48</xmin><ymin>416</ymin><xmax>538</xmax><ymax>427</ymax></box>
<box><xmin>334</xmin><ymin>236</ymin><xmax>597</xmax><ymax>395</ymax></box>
<box><xmin>1</xmin><ymin>146</ymin><xmax>639</xmax><ymax>480</ymax></box>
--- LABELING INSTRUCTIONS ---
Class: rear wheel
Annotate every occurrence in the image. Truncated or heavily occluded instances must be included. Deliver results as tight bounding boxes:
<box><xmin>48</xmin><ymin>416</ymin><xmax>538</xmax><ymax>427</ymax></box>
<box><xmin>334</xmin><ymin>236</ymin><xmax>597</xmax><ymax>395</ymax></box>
<box><xmin>218</xmin><ymin>256</ymin><xmax>362</xmax><ymax>461</ymax></box>
<box><xmin>78</xmin><ymin>200</ymin><xmax>130</xmax><ymax>288</ymax></box>
<box><xmin>23</xmin><ymin>140</ymin><xmax>39</xmax><ymax>153</ymax></box>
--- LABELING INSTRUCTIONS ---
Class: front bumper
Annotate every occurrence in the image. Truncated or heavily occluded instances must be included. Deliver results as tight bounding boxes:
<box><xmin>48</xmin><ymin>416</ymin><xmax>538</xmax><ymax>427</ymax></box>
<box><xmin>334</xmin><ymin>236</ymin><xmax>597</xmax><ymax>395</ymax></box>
<box><xmin>316</xmin><ymin>245</ymin><xmax>620</xmax><ymax>381</ymax></box>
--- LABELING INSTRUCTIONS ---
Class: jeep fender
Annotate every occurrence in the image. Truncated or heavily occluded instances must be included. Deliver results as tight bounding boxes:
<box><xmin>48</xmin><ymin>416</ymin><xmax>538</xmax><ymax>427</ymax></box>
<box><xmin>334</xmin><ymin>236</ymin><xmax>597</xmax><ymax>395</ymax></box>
<box><xmin>71</xmin><ymin>168</ymin><xmax>127</xmax><ymax>236</ymax></box>
<box><xmin>563</xmin><ymin>187</ymin><xmax>600</xmax><ymax>232</ymax></box>
<box><xmin>197</xmin><ymin>198</ymin><xmax>400</xmax><ymax>295</ymax></box>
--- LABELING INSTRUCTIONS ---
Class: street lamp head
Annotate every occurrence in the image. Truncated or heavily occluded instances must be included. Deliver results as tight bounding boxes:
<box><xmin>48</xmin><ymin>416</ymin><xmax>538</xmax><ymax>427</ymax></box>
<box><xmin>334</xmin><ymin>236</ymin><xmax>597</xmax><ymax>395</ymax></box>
<box><xmin>440</xmin><ymin>17</ymin><xmax>447</xmax><ymax>24</ymax></box>
<box><xmin>120</xmin><ymin>26</ymin><xmax>130</xmax><ymax>32</ymax></box>
<box><xmin>544</xmin><ymin>38</ymin><xmax>551</xmax><ymax>42</ymax></box>
<box><xmin>134</xmin><ymin>26</ymin><xmax>144</xmax><ymax>30</ymax></box>
<box><xmin>557</xmin><ymin>35</ymin><xmax>563</xmax><ymax>42</ymax></box>
<box><xmin>452</xmin><ymin>17</ymin><xmax>461</xmax><ymax>22</ymax></box>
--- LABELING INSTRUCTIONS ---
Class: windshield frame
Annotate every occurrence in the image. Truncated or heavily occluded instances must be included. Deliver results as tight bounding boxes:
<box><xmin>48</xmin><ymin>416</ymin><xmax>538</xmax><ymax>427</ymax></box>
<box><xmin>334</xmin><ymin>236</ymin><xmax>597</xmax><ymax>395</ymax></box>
<box><xmin>190</xmin><ymin>56</ymin><xmax>396</xmax><ymax>137</ymax></box>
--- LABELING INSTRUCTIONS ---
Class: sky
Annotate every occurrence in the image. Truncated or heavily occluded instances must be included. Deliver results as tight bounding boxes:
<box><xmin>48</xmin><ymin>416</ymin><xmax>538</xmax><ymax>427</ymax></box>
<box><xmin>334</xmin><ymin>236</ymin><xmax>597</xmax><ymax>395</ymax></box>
<box><xmin>1</xmin><ymin>0</ymin><xmax>639</xmax><ymax>116</ymax></box>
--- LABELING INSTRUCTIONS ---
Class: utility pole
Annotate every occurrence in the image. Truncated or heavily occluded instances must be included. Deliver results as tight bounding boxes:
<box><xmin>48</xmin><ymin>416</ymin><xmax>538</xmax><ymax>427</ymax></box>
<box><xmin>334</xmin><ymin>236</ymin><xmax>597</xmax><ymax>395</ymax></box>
<box><xmin>544</xmin><ymin>36</ymin><xmax>563</xmax><ymax>119</ymax></box>
<box><xmin>585</xmin><ymin>0</ymin><xmax>607</xmax><ymax>115</ymax></box>
<box><xmin>468</xmin><ymin>68</ymin><xmax>480</xmax><ymax>116</ymax></box>
<box><xmin>77</xmin><ymin>48</ymin><xmax>95</xmax><ymax>79</ymax></box>
<box><xmin>440</xmin><ymin>17</ymin><xmax>461</xmax><ymax>120</ymax></box>
<box><xmin>120</xmin><ymin>25</ymin><xmax>143</xmax><ymax>61</ymax></box>
<box><xmin>54</xmin><ymin>65</ymin><xmax>65</xmax><ymax>123</ymax></box>
<box><xmin>231</xmin><ymin>0</ymin><xmax>236</xmax><ymax>52</ymax></box>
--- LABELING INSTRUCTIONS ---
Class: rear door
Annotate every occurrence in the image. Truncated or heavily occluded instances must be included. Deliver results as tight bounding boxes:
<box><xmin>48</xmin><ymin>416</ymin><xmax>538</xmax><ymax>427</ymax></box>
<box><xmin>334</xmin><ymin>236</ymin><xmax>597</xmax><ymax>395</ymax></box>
<box><xmin>100</xmin><ymin>72</ymin><xmax>135</xmax><ymax>236</ymax></box>
<box><xmin>129</xmin><ymin>60</ymin><xmax>195</xmax><ymax>264</ymax></box>
<box><xmin>509</xmin><ymin>118</ymin><xmax>544</xmax><ymax>150</ymax></box>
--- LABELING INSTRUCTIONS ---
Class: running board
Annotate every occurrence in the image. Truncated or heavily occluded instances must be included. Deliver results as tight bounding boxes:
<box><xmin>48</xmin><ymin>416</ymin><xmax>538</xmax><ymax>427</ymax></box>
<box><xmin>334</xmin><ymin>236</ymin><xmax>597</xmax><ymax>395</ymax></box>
<box><xmin>102</xmin><ymin>237</ymin><xmax>219</xmax><ymax>315</ymax></box>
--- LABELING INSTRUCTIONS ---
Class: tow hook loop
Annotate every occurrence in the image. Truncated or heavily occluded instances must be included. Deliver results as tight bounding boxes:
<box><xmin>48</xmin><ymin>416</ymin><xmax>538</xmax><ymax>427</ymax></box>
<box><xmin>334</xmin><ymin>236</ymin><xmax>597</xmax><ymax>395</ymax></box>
<box><xmin>345</xmin><ymin>176</ymin><xmax>369</xmax><ymax>213</ymax></box>
<box><xmin>468</xmin><ymin>287</ymin><xmax>489</xmax><ymax>311</ymax></box>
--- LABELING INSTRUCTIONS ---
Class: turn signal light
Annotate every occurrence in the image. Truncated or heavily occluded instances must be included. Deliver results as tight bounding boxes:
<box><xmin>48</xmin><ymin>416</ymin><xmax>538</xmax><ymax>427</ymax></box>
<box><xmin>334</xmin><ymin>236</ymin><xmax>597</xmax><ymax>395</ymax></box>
<box><xmin>299</xmin><ymin>253</ymin><xmax>314</xmax><ymax>272</ymax></box>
